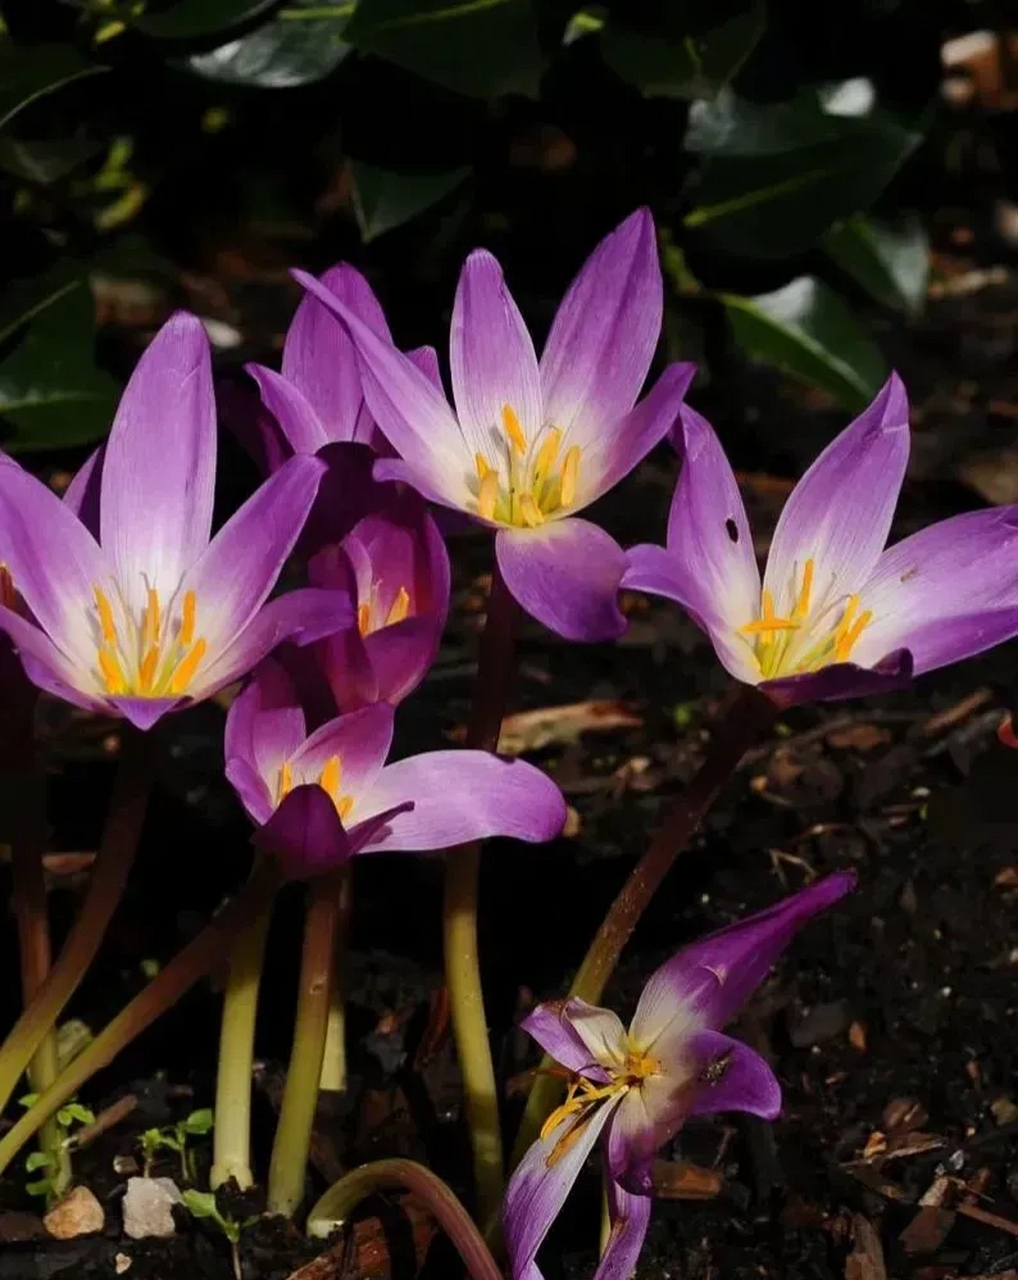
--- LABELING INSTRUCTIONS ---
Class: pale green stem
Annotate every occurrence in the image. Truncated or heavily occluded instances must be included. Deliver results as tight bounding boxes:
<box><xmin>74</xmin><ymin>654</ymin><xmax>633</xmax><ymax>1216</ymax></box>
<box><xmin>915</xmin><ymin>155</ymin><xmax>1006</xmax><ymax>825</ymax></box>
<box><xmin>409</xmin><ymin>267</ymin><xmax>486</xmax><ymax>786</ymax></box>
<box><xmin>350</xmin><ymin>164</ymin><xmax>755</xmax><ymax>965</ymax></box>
<box><xmin>318</xmin><ymin>864</ymin><xmax>351</xmax><ymax>1093</ymax></box>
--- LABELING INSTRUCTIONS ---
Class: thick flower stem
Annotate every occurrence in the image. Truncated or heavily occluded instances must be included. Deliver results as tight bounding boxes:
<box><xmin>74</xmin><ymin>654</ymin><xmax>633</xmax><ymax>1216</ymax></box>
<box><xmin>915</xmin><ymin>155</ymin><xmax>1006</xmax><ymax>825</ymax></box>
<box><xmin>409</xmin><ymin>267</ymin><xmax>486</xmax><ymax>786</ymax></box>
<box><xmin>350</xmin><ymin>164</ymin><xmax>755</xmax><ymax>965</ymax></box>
<box><xmin>0</xmin><ymin>860</ymin><xmax>280</xmax><ymax>1177</ymax></box>
<box><xmin>444</xmin><ymin>563</ymin><xmax>520</xmax><ymax>1224</ymax></box>
<box><xmin>305</xmin><ymin>1157</ymin><xmax>502</xmax><ymax>1280</ymax></box>
<box><xmin>319</xmin><ymin>865</ymin><xmax>352</xmax><ymax>1093</ymax></box>
<box><xmin>511</xmin><ymin>685</ymin><xmax>777</xmax><ymax>1167</ymax></box>
<box><xmin>209</xmin><ymin>864</ymin><xmax>278</xmax><ymax>1191</ymax></box>
<box><xmin>0</xmin><ymin>727</ymin><xmax>156</xmax><ymax>1117</ymax></box>
<box><xmin>267</xmin><ymin>867</ymin><xmax>346</xmax><ymax>1217</ymax></box>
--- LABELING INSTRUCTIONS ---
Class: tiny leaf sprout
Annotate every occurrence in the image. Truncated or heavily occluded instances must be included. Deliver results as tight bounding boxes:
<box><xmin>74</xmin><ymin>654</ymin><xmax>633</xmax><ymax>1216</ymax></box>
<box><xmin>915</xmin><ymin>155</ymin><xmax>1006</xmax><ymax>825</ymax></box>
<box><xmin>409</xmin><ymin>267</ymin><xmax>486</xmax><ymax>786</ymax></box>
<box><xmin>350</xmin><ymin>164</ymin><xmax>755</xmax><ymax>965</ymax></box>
<box><xmin>139</xmin><ymin>1108</ymin><xmax>215</xmax><ymax>1182</ymax></box>
<box><xmin>17</xmin><ymin>1094</ymin><xmax>95</xmax><ymax>1202</ymax></box>
<box><xmin>181</xmin><ymin>1188</ymin><xmax>256</xmax><ymax>1280</ymax></box>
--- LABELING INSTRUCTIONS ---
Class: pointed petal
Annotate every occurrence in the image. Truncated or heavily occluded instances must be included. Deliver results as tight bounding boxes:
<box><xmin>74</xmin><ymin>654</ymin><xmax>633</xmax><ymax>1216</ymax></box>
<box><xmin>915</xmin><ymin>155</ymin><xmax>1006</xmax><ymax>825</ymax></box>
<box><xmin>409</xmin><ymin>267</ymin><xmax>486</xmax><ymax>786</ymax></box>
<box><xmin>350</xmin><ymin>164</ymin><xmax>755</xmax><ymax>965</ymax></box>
<box><xmin>180</xmin><ymin>454</ymin><xmax>325</xmax><ymax>655</ymax></box>
<box><xmin>246</xmin><ymin>364</ymin><xmax>329</xmax><ymax>455</ymax></box>
<box><xmin>100</xmin><ymin>313</ymin><xmax>216</xmax><ymax>610</ymax></box>
<box><xmin>760</xmin><ymin>649</ymin><xmax>913</xmax><ymax>708</ymax></box>
<box><xmin>108</xmin><ymin>695</ymin><xmax>185</xmax><ymax>730</ymax></box>
<box><xmin>450</xmin><ymin>249</ymin><xmax>542</xmax><ymax>456</ymax></box>
<box><xmin>253</xmin><ymin>783</ymin><xmax>352</xmax><ymax>879</ymax></box>
<box><xmin>0</xmin><ymin>605</ymin><xmax>97</xmax><ymax>711</ymax></box>
<box><xmin>522</xmin><ymin>997</ymin><xmax>626</xmax><ymax>1080</ymax></box>
<box><xmin>222</xmin><ymin>373</ymin><xmax>291</xmax><ymax>477</ymax></box>
<box><xmin>629</xmin><ymin>871</ymin><xmax>856</xmax><ymax>1042</ymax></box>
<box><xmin>355</xmin><ymin>751</ymin><xmax>566</xmax><ymax>853</ymax></box>
<box><xmin>580</xmin><ymin>363</ymin><xmax>695</xmax><ymax>506</ymax></box>
<box><xmin>686</xmin><ymin>1030</ymin><xmax>782</xmax><ymax>1119</ymax></box>
<box><xmin>594</xmin><ymin>1174</ymin><xmax>652</xmax><ymax>1280</ymax></box>
<box><xmin>503</xmin><ymin>1100</ymin><xmax>616</xmax><ymax>1280</ymax></box>
<box><xmin>361</xmin><ymin>617</ymin><xmax>443</xmax><ymax>706</ymax></box>
<box><xmin>224</xmin><ymin>658</ymin><xmax>306</xmax><ymax>782</ymax></box>
<box><xmin>63</xmin><ymin>443</ymin><xmax>104</xmax><ymax>537</ymax></box>
<box><xmin>342</xmin><ymin>801</ymin><xmax>417</xmax><ymax>857</ymax></box>
<box><xmin>496</xmin><ymin>520</ymin><xmax>627</xmax><ymax>641</ymax></box>
<box><xmin>407</xmin><ymin>344</ymin><xmax>442</xmax><ymax>391</ymax></box>
<box><xmin>282</xmin><ymin>263</ymin><xmax>391</xmax><ymax>441</ymax></box>
<box><xmin>288</xmin><ymin>702</ymin><xmax>395</xmax><ymax>798</ymax></box>
<box><xmin>763</xmin><ymin>374</ymin><xmax>910</xmax><ymax>616</ymax></box>
<box><xmin>540</xmin><ymin>209</ymin><xmax>662</xmax><ymax>441</ymax></box>
<box><xmin>291</xmin><ymin>270</ymin><xmax>470</xmax><ymax>511</ymax></box>
<box><xmin>851</xmin><ymin>506</ymin><xmax>1018</xmax><ymax>674</ymax></box>
<box><xmin>225</xmin><ymin>755</ymin><xmax>275</xmax><ymax>825</ymax></box>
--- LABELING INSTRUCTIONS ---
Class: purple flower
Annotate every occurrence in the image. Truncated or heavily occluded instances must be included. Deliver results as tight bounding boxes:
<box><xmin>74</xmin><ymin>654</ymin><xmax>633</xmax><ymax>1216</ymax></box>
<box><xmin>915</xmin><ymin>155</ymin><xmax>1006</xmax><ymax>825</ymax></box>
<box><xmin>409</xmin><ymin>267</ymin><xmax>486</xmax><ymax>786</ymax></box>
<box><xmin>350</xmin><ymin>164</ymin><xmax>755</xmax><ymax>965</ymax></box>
<box><xmin>307</xmin><ymin>490</ymin><xmax>450</xmax><ymax>710</ymax></box>
<box><xmin>624</xmin><ymin>376</ymin><xmax>1018</xmax><ymax>706</ymax></box>
<box><xmin>225</xmin><ymin>659</ymin><xmax>567</xmax><ymax>879</ymax></box>
<box><xmin>0</xmin><ymin>313</ymin><xmax>350</xmax><ymax>731</ymax></box>
<box><xmin>503</xmin><ymin>872</ymin><xmax>855</xmax><ymax>1280</ymax></box>
<box><xmin>292</xmin><ymin>210</ymin><xmax>695</xmax><ymax>641</ymax></box>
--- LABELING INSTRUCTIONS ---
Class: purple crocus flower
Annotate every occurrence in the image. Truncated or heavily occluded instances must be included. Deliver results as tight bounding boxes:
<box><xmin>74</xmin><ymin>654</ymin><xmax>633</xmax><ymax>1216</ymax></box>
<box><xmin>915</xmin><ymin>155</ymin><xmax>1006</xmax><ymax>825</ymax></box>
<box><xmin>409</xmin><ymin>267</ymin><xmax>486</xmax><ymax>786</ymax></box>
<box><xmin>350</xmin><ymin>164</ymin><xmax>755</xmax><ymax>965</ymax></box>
<box><xmin>225</xmin><ymin>658</ymin><xmax>567</xmax><ymax>879</ymax></box>
<box><xmin>307</xmin><ymin>490</ymin><xmax>450</xmax><ymax>710</ymax></box>
<box><xmin>504</xmin><ymin>871</ymin><xmax>855</xmax><ymax>1280</ymax></box>
<box><xmin>624</xmin><ymin>375</ymin><xmax>1018</xmax><ymax>706</ymax></box>
<box><xmin>292</xmin><ymin>210</ymin><xmax>696</xmax><ymax>641</ymax></box>
<box><xmin>0</xmin><ymin>313</ymin><xmax>349</xmax><ymax>731</ymax></box>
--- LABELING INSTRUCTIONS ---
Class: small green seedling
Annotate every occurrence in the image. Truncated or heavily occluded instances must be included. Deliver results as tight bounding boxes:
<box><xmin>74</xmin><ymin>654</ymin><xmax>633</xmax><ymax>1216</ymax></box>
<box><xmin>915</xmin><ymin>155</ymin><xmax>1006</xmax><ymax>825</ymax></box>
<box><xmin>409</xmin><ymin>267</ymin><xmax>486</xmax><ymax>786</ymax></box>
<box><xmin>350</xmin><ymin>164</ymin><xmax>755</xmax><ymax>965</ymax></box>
<box><xmin>139</xmin><ymin>1108</ymin><xmax>214</xmax><ymax>1182</ymax></box>
<box><xmin>181</xmin><ymin>1188</ymin><xmax>256</xmax><ymax>1280</ymax></box>
<box><xmin>18</xmin><ymin>1095</ymin><xmax>95</xmax><ymax>1202</ymax></box>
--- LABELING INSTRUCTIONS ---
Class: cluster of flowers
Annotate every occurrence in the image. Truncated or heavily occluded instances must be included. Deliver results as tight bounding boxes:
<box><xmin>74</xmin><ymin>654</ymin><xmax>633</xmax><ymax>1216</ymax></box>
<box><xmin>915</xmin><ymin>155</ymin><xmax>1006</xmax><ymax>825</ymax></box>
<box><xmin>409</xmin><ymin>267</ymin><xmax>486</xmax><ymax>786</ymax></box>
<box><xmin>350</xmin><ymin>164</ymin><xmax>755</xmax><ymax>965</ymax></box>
<box><xmin>2</xmin><ymin>209</ymin><xmax>1017</xmax><ymax>1276</ymax></box>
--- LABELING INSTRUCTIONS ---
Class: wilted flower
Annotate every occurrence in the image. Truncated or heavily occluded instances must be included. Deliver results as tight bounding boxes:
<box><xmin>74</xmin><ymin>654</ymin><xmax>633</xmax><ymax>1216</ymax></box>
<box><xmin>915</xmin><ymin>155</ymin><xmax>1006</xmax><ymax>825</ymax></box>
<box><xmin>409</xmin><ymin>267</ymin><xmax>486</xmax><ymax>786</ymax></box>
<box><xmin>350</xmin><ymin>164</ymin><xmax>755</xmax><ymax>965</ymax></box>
<box><xmin>0</xmin><ymin>314</ymin><xmax>349</xmax><ymax>730</ymax></box>
<box><xmin>624</xmin><ymin>376</ymin><xmax>1018</xmax><ymax>705</ymax></box>
<box><xmin>504</xmin><ymin>872</ymin><xmax>855</xmax><ymax>1280</ymax></box>
<box><xmin>293</xmin><ymin>210</ymin><xmax>695</xmax><ymax>641</ymax></box>
<box><xmin>225</xmin><ymin>659</ymin><xmax>566</xmax><ymax>878</ymax></box>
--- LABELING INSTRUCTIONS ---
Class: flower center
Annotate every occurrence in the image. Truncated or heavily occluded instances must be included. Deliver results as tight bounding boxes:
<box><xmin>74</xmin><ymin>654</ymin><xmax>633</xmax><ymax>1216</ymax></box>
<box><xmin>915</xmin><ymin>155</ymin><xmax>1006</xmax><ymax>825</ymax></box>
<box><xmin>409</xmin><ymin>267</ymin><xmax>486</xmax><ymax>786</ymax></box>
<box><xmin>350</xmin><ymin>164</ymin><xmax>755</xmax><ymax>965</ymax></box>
<box><xmin>540</xmin><ymin>1044</ymin><xmax>661</xmax><ymax>1165</ymax></box>
<box><xmin>277</xmin><ymin>752</ymin><xmax>354</xmax><ymax>821</ymax></box>
<box><xmin>92</xmin><ymin>585</ymin><xmax>207</xmax><ymax>699</ymax></box>
<box><xmin>357</xmin><ymin>584</ymin><xmax>410</xmax><ymax>637</ymax></box>
<box><xmin>738</xmin><ymin>558</ymin><xmax>873</xmax><ymax>679</ymax></box>
<box><xmin>472</xmin><ymin>404</ymin><xmax>581</xmax><ymax>528</ymax></box>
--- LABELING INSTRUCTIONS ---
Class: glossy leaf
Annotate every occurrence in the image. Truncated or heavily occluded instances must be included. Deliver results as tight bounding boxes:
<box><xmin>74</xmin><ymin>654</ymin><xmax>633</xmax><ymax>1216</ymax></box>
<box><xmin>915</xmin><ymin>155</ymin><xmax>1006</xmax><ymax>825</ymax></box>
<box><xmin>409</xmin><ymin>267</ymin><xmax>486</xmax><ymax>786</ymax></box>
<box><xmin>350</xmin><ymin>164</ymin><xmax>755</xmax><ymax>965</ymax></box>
<box><xmin>185</xmin><ymin>0</ymin><xmax>353</xmax><ymax>85</ymax></box>
<box><xmin>344</xmin><ymin>0</ymin><xmax>541</xmax><ymax>99</ymax></box>
<box><xmin>0</xmin><ymin>280</ymin><xmax>118</xmax><ymax>453</ymax></box>
<box><xmin>0</xmin><ymin>42</ymin><xmax>107</xmax><ymax>132</ymax></box>
<box><xmin>351</xmin><ymin>160</ymin><xmax>470</xmax><ymax>240</ymax></box>
<box><xmin>600</xmin><ymin>0</ymin><xmax>764</xmax><ymax>101</ymax></box>
<box><xmin>722</xmin><ymin>276</ymin><xmax>888</xmax><ymax>412</ymax></box>
<box><xmin>133</xmin><ymin>0</ymin><xmax>281</xmax><ymax>40</ymax></box>
<box><xmin>823</xmin><ymin>214</ymin><xmax>929</xmax><ymax>315</ymax></box>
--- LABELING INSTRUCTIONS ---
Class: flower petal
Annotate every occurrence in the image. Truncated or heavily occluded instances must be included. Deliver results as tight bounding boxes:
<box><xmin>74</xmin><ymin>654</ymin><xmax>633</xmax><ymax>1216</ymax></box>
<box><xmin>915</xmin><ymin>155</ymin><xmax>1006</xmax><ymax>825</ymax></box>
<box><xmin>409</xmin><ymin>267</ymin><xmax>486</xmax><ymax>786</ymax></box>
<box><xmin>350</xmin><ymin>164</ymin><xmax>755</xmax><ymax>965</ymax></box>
<box><xmin>282</xmin><ymin>263</ymin><xmax>390</xmax><ymax>442</ymax></box>
<box><xmin>540</xmin><ymin>209</ymin><xmax>662</xmax><ymax>443</ymax></box>
<box><xmin>225</xmin><ymin>755</ymin><xmax>274</xmax><ymax>825</ymax></box>
<box><xmin>521</xmin><ymin>998</ymin><xmax>625</xmax><ymax>1081</ymax></box>
<box><xmin>629</xmin><ymin>871</ymin><xmax>856</xmax><ymax>1043</ymax></box>
<box><xmin>100</xmin><ymin>312</ymin><xmax>216</xmax><ymax>610</ymax></box>
<box><xmin>63</xmin><ymin>443</ymin><xmax>104</xmax><ymax>537</ymax></box>
<box><xmin>291</xmin><ymin>270</ymin><xmax>470</xmax><ymax>510</ymax></box>
<box><xmin>0</xmin><ymin>605</ymin><xmax>98</xmax><ymax>712</ymax></box>
<box><xmin>355</xmin><ymin>751</ymin><xmax>566</xmax><ymax>853</ymax></box>
<box><xmin>503</xmin><ymin>1100</ymin><xmax>616</xmax><ymax>1280</ymax></box>
<box><xmin>288</xmin><ymin>702</ymin><xmax>395</xmax><ymax>799</ymax></box>
<box><xmin>763</xmin><ymin>374</ymin><xmax>910</xmax><ymax>616</ymax></box>
<box><xmin>107</xmin><ymin>695</ymin><xmax>185</xmax><ymax>730</ymax></box>
<box><xmin>686</xmin><ymin>1029</ymin><xmax>782</xmax><ymax>1120</ymax></box>
<box><xmin>246</xmin><ymin>364</ymin><xmax>329</xmax><ymax>456</ymax></box>
<box><xmin>760</xmin><ymin>649</ymin><xmax>913</xmax><ymax>708</ymax></box>
<box><xmin>496</xmin><ymin>520</ymin><xmax>627</xmax><ymax>641</ymax></box>
<box><xmin>222</xmin><ymin>374</ymin><xmax>291</xmax><ymax>477</ymax></box>
<box><xmin>580</xmin><ymin>362</ymin><xmax>695</xmax><ymax>506</ymax></box>
<box><xmin>594</xmin><ymin>1174</ymin><xmax>652</xmax><ymax>1280</ymax></box>
<box><xmin>450</xmin><ymin>249</ymin><xmax>542</xmax><ymax>455</ymax></box>
<box><xmin>224</xmin><ymin>658</ymin><xmax>306</xmax><ymax>784</ymax></box>
<box><xmin>253</xmin><ymin>783</ymin><xmax>351</xmax><ymax>879</ymax></box>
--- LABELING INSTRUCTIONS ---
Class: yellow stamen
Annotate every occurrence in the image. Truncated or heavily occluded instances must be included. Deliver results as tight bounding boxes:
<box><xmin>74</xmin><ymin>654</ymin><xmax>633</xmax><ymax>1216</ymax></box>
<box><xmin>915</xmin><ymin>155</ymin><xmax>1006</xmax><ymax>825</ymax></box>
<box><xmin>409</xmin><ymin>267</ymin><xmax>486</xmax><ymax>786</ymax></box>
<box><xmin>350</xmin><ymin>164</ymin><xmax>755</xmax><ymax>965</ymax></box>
<box><xmin>320</xmin><ymin>755</ymin><xmax>342</xmax><ymax>803</ymax></box>
<box><xmin>180</xmin><ymin>590</ymin><xmax>197</xmax><ymax>647</ymax></box>
<box><xmin>792</xmin><ymin>558</ymin><xmax>814</xmax><ymax>620</ymax></box>
<box><xmin>143</xmin><ymin>587</ymin><xmax>161</xmax><ymax>649</ymax></box>
<box><xmin>168</xmin><ymin>638</ymin><xmax>206</xmax><ymax>695</ymax></box>
<box><xmin>502</xmin><ymin>403</ymin><xmax>526</xmax><ymax>454</ymax></box>
<box><xmin>138</xmin><ymin>646</ymin><xmax>160</xmax><ymax>692</ymax></box>
<box><xmin>739</xmin><ymin>589</ymin><xmax>799</xmax><ymax>636</ymax></box>
<box><xmin>835</xmin><ymin>607</ymin><xmax>872</xmax><ymax>661</ymax></box>
<box><xmin>98</xmin><ymin>647</ymin><xmax>126</xmax><ymax>695</ymax></box>
<box><xmin>475</xmin><ymin>452</ymin><xmax>493</xmax><ymax>482</ymax></box>
<box><xmin>518</xmin><ymin>493</ymin><xmax>544</xmax><ymax>528</ymax></box>
<box><xmin>278</xmin><ymin>760</ymin><xmax>294</xmax><ymax>803</ymax></box>
<box><xmin>534</xmin><ymin>427</ymin><xmax>561</xmax><ymax>477</ymax></box>
<box><xmin>357</xmin><ymin>602</ymin><xmax>372</xmax><ymax>635</ymax></box>
<box><xmin>337</xmin><ymin>795</ymin><xmax>353</xmax><ymax>821</ymax></box>
<box><xmin>94</xmin><ymin>587</ymin><xmax>118</xmax><ymax>645</ymax></box>
<box><xmin>385</xmin><ymin>585</ymin><xmax>411</xmax><ymax>626</ymax></box>
<box><xmin>560</xmin><ymin>446</ymin><xmax>580</xmax><ymax>508</ymax></box>
<box><xmin>478</xmin><ymin>470</ymin><xmax>498</xmax><ymax>521</ymax></box>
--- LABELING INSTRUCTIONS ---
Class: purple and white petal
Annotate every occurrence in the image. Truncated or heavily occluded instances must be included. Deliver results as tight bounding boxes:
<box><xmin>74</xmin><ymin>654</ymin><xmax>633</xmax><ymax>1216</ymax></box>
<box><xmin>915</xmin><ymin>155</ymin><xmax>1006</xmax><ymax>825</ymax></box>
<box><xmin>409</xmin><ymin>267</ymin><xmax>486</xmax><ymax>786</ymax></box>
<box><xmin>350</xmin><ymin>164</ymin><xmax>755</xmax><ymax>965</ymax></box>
<box><xmin>594</xmin><ymin>1174</ymin><xmax>652</xmax><ymax>1280</ymax></box>
<box><xmin>876</xmin><ymin>610</ymin><xmax>1018</xmax><ymax>677</ymax></box>
<box><xmin>288</xmin><ymin>702</ymin><xmax>395</xmax><ymax>798</ymax></box>
<box><xmin>0</xmin><ymin>605</ymin><xmax>98</xmax><ymax>711</ymax></box>
<box><xmin>108</xmin><ymin>695</ymin><xmax>186</xmax><ymax>731</ymax></box>
<box><xmin>496</xmin><ymin>520</ymin><xmax>627</xmax><ymax>641</ymax></box>
<box><xmin>246</xmin><ymin>364</ymin><xmax>329</xmax><ymax>456</ymax></box>
<box><xmin>354</xmin><ymin>751</ymin><xmax>566</xmax><ymax>853</ymax></box>
<box><xmin>519</xmin><ymin>1000</ymin><xmax>613</xmax><ymax>1083</ymax></box>
<box><xmin>253</xmin><ymin>783</ymin><xmax>351</xmax><ymax>879</ymax></box>
<box><xmin>63</xmin><ymin>443</ymin><xmax>104</xmax><ymax>536</ymax></box>
<box><xmin>224</xmin><ymin>659</ymin><xmax>307</xmax><ymax>782</ymax></box>
<box><xmin>540</xmin><ymin>209</ymin><xmax>662</xmax><ymax>445</ymax></box>
<box><xmin>100</xmin><ymin>313</ymin><xmax>216</xmax><ymax>611</ymax></box>
<box><xmin>361</xmin><ymin>616</ymin><xmax>443</xmax><ymax>706</ymax></box>
<box><xmin>686</xmin><ymin>1030</ymin><xmax>782</xmax><ymax>1119</ymax></box>
<box><xmin>225</xmin><ymin>756</ymin><xmax>275</xmax><ymax>826</ymax></box>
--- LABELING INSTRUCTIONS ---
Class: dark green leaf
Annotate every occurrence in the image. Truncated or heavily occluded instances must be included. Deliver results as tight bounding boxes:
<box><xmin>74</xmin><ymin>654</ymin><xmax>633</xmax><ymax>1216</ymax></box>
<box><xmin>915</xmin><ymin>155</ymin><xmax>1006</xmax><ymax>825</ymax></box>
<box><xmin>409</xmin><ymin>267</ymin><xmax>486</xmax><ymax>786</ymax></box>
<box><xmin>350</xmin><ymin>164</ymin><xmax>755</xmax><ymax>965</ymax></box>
<box><xmin>722</xmin><ymin>276</ymin><xmax>888</xmax><ymax>411</ymax></box>
<box><xmin>0</xmin><ymin>267</ymin><xmax>83</xmax><ymax>349</ymax></box>
<box><xmin>0</xmin><ymin>43</ymin><xmax>108</xmax><ymax>132</ymax></box>
<box><xmin>0</xmin><ymin>280</ymin><xmax>119</xmax><ymax>453</ymax></box>
<box><xmin>344</xmin><ymin>0</ymin><xmax>541</xmax><ymax>99</ymax></box>
<box><xmin>823</xmin><ymin>214</ymin><xmax>929</xmax><ymax>315</ymax></box>
<box><xmin>351</xmin><ymin>161</ymin><xmax>470</xmax><ymax>240</ymax></box>
<box><xmin>133</xmin><ymin>0</ymin><xmax>281</xmax><ymax>40</ymax></box>
<box><xmin>185</xmin><ymin>0</ymin><xmax>353</xmax><ymax>85</ymax></box>
<box><xmin>600</xmin><ymin>0</ymin><xmax>764</xmax><ymax>101</ymax></box>
<box><xmin>0</xmin><ymin>134</ymin><xmax>101</xmax><ymax>184</ymax></box>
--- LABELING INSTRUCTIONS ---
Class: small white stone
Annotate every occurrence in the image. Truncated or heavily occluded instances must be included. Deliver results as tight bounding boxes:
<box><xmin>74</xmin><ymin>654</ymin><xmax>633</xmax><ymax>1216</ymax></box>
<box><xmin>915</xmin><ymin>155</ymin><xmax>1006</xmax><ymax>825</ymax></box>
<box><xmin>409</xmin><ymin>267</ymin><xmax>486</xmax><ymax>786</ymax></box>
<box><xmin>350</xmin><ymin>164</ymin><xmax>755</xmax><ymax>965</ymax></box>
<box><xmin>115</xmin><ymin>1253</ymin><xmax>133</xmax><ymax>1274</ymax></box>
<box><xmin>122</xmin><ymin>1176</ymin><xmax>182</xmax><ymax>1240</ymax></box>
<box><xmin>43</xmin><ymin>1185</ymin><xmax>105</xmax><ymax>1239</ymax></box>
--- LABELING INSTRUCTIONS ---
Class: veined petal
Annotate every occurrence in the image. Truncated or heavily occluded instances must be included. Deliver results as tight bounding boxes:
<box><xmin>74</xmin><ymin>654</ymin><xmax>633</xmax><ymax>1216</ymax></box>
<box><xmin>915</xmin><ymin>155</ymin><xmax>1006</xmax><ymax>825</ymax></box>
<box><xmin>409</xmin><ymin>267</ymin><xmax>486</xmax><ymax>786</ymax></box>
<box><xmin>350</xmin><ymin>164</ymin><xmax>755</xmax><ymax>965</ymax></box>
<box><xmin>101</xmin><ymin>313</ymin><xmax>216</xmax><ymax>611</ymax></box>
<box><xmin>282</xmin><ymin>263</ymin><xmax>390</xmax><ymax>441</ymax></box>
<box><xmin>354</xmin><ymin>751</ymin><xmax>566</xmax><ymax>853</ymax></box>
<box><xmin>246</xmin><ymin>364</ymin><xmax>329</xmax><ymax>456</ymax></box>
<box><xmin>519</xmin><ymin>999</ymin><xmax>614</xmax><ymax>1083</ymax></box>
<box><xmin>253</xmin><ymin>783</ymin><xmax>351</xmax><ymax>879</ymax></box>
<box><xmin>629</xmin><ymin>871</ymin><xmax>856</xmax><ymax>1043</ymax></box>
<box><xmin>450</xmin><ymin>249</ymin><xmax>542</xmax><ymax>456</ymax></box>
<box><xmin>595</xmin><ymin>1174</ymin><xmax>652</xmax><ymax>1280</ymax></box>
<box><xmin>872</xmin><ymin>610</ymin><xmax>1018</xmax><ymax>678</ymax></box>
<box><xmin>763</xmin><ymin>374</ymin><xmax>910</xmax><ymax>617</ymax></box>
<box><xmin>63</xmin><ymin>443</ymin><xmax>104</xmax><ymax>537</ymax></box>
<box><xmin>291</xmin><ymin>270</ymin><xmax>470</xmax><ymax>511</ymax></box>
<box><xmin>496</xmin><ymin>520</ymin><xmax>627</xmax><ymax>641</ymax></box>
<box><xmin>362</xmin><ymin>617</ymin><xmax>443</xmax><ymax>706</ymax></box>
<box><xmin>580</xmin><ymin>362</ymin><xmax>695</xmax><ymax>507</ymax></box>
<box><xmin>686</xmin><ymin>1030</ymin><xmax>781</xmax><ymax>1120</ymax></box>
<box><xmin>224</xmin><ymin>658</ymin><xmax>306</xmax><ymax>784</ymax></box>
<box><xmin>503</xmin><ymin>1101</ymin><xmax>617</xmax><ymax>1280</ymax></box>
<box><xmin>540</xmin><ymin>209</ymin><xmax>662</xmax><ymax>443</ymax></box>
<box><xmin>288</xmin><ymin>702</ymin><xmax>395</xmax><ymax>800</ymax></box>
